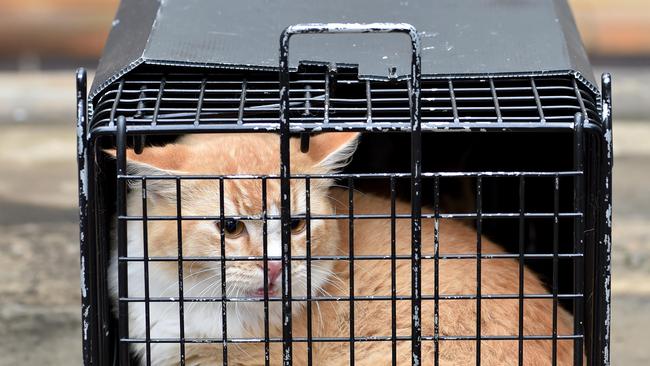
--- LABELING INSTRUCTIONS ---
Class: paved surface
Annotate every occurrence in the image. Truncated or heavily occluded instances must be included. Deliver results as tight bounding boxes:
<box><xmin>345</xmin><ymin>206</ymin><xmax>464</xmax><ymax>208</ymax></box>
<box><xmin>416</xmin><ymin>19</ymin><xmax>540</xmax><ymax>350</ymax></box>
<box><xmin>0</xmin><ymin>70</ymin><xmax>648</xmax><ymax>365</ymax></box>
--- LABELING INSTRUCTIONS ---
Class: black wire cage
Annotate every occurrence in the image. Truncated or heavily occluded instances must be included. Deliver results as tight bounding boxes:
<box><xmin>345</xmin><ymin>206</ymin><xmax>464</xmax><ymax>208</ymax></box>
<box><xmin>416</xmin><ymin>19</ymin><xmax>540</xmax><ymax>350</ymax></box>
<box><xmin>77</xmin><ymin>0</ymin><xmax>613</xmax><ymax>365</ymax></box>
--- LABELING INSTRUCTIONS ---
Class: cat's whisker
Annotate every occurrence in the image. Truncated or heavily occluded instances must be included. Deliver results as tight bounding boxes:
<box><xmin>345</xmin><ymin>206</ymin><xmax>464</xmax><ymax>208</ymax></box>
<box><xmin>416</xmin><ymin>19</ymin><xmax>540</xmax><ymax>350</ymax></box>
<box><xmin>188</xmin><ymin>260</ymin><xmax>198</xmax><ymax>276</ymax></box>
<box><xmin>185</xmin><ymin>272</ymin><xmax>222</xmax><ymax>297</ymax></box>
<box><xmin>310</xmin><ymin>266</ymin><xmax>347</xmax><ymax>294</ymax></box>
<box><xmin>186</xmin><ymin>273</ymin><xmax>223</xmax><ymax>314</ymax></box>
<box><xmin>323</xmin><ymin>193</ymin><xmax>345</xmax><ymax>207</ymax></box>
<box><xmin>328</xmin><ymin>183</ymin><xmax>365</xmax><ymax>197</ymax></box>
<box><xmin>158</xmin><ymin>267</ymin><xmax>219</xmax><ymax>297</ymax></box>
<box><xmin>230</xmin><ymin>287</ymin><xmax>257</xmax><ymax>365</ymax></box>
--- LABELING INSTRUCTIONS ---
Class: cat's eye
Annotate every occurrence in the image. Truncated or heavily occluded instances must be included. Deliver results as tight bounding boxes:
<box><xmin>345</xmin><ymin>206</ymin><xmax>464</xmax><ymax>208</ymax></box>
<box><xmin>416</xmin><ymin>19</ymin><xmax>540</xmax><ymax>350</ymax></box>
<box><xmin>217</xmin><ymin>219</ymin><xmax>246</xmax><ymax>238</ymax></box>
<box><xmin>290</xmin><ymin>219</ymin><xmax>306</xmax><ymax>234</ymax></box>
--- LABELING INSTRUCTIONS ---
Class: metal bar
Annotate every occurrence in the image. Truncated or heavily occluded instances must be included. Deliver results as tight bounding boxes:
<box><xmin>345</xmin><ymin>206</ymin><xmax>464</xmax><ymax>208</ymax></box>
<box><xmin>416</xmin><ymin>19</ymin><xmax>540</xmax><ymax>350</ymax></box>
<box><xmin>141</xmin><ymin>179</ymin><xmax>152</xmax><ymax>366</ymax></box>
<box><xmin>76</xmin><ymin>68</ymin><xmax>95</xmax><ymax>366</ymax></box>
<box><xmin>119</xmin><ymin>211</ymin><xmax>583</xmax><ymax>222</ymax></box>
<box><xmin>408</xmin><ymin>29</ymin><xmax>423</xmax><ymax>366</ymax></box>
<box><xmin>305</xmin><ymin>178</ymin><xmax>314</xmax><ymax>365</ymax></box>
<box><xmin>531</xmin><ymin>78</ymin><xmax>546</xmax><ymax>123</ymax></box>
<box><xmin>90</xmin><ymin>121</ymin><xmax>600</xmax><ymax>136</ymax></box>
<box><xmin>324</xmin><ymin>72</ymin><xmax>330</xmax><ymax>124</ymax></box>
<box><xmin>598</xmin><ymin>72</ymin><xmax>613</xmax><ymax>366</ymax></box>
<box><xmin>279</xmin><ymin>28</ymin><xmax>294</xmax><ymax>366</ymax></box>
<box><xmin>120</xmin><ymin>252</ymin><xmax>584</xmax><ymax>263</ymax></box>
<box><xmin>90</xmin><ymin>121</ymin><xmax>108</xmax><ymax>365</ymax></box>
<box><xmin>258</xmin><ymin>178</ymin><xmax>270</xmax><ymax>365</ymax></box>
<box><xmin>552</xmin><ymin>175</ymin><xmax>560</xmax><ymax>366</ymax></box>
<box><xmin>121</xmin><ymin>333</ymin><xmax>585</xmax><ymax>344</ymax></box>
<box><xmin>152</xmin><ymin>78</ymin><xmax>166</xmax><ymax>126</ymax></box>
<box><xmin>489</xmin><ymin>78</ymin><xmax>502</xmax><ymax>123</ymax></box>
<box><xmin>475</xmin><ymin>177</ymin><xmax>483</xmax><ymax>365</ymax></box>
<box><xmin>219</xmin><ymin>178</ymin><xmax>229</xmax><ymax>365</ymax></box>
<box><xmin>573</xmin><ymin>78</ymin><xmax>588</xmax><ymax>118</ymax></box>
<box><xmin>448</xmin><ymin>79</ymin><xmax>459</xmax><ymax>123</ymax></box>
<box><xmin>116</xmin><ymin>115</ymin><xmax>131</xmax><ymax>366</ymax></box>
<box><xmin>121</xmin><ymin>293</ymin><xmax>584</xmax><ymax>303</ymax></box>
<box><xmin>433</xmin><ymin>176</ymin><xmax>441</xmax><ymax>366</ymax></box>
<box><xmin>238</xmin><ymin>78</ymin><xmax>248</xmax><ymax>125</ymax></box>
<box><xmin>348</xmin><ymin>178</ymin><xmax>355</xmax><ymax>365</ymax></box>
<box><xmin>390</xmin><ymin>177</ymin><xmax>397</xmax><ymax>366</ymax></box>
<box><xmin>117</xmin><ymin>171</ymin><xmax>584</xmax><ymax>180</ymax></box>
<box><xmin>573</xmin><ymin>113</ymin><xmax>586</xmax><ymax>366</ymax></box>
<box><xmin>109</xmin><ymin>79</ymin><xmax>124</xmax><ymax>127</ymax></box>
<box><xmin>366</xmin><ymin>80</ymin><xmax>373</xmax><ymax>124</ymax></box>
<box><xmin>175</xmin><ymin>179</ymin><xmax>186</xmax><ymax>365</ymax></box>
<box><xmin>260</xmin><ymin>178</ymin><xmax>270</xmax><ymax>366</ymax></box>
<box><xmin>194</xmin><ymin>77</ymin><xmax>207</xmax><ymax>126</ymax></box>
<box><xmin>133</xmin><ymin>87</ymin><xmax>147</xmax><ymax>154</ymax></box>
<box><xmin>518</xmin><ymin>176</ymin><xmax>525</xmax><ymax>366</ymax></box>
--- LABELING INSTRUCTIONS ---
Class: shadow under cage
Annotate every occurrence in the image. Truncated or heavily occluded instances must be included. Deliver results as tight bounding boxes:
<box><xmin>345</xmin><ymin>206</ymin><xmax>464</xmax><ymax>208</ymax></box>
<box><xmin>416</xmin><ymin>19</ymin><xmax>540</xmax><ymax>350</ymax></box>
<box><xmin>77</xmin><ymin>1</ymin><xmax>613</xmax><ymax>365</ymax></box>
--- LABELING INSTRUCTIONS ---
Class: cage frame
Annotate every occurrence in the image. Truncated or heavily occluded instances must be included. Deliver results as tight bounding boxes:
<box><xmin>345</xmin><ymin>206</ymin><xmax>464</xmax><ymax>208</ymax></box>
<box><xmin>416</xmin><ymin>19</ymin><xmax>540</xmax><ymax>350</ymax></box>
<box><xmin>76</xmin><ymin>71</ymin><xmax>613</xmax><ymax>366</ymax></box>
<box><xmin>77</xmin><ymin>2</ymin><xmax>613</xmax><ymax>364</ymax></box>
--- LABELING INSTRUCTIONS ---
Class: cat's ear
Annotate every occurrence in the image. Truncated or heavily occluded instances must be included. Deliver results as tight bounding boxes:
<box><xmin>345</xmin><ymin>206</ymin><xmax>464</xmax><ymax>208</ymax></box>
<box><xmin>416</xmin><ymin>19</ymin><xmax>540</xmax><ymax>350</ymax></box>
<box><xmin>307</xmin><ymin>132</ymin><xmax>360</xmax><ymax>172</ymax></box>
<box><xmin>103</xmin><ymin>147</ymin><xmax>185</xmax><ymax>200</ymax></box>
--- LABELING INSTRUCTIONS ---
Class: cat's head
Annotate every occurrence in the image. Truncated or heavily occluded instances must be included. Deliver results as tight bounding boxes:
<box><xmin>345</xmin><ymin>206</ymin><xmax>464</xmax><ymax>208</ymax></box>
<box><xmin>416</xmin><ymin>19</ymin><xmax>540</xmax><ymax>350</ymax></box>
<box><xmin>119</xmin><ymin>132</ymin><xmax>358</xmax><ymax>313</ymax></box>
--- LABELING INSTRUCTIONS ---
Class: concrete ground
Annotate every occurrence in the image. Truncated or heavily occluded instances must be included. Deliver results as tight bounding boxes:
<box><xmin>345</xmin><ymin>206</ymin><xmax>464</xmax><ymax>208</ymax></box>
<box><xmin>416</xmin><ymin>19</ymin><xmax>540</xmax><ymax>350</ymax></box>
<box><xmin>0</xmin><ymin>69</ymin><xmax>648</xmax><ymax>365</ymax></box>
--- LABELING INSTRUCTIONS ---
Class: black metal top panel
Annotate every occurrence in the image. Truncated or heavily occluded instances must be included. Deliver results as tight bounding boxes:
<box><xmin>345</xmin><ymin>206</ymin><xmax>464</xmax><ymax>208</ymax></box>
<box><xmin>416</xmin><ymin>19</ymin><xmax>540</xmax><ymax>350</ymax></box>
<box><xmin>91</xmin><ymin>0</ymin><xmax>595</xmax><ymax>98</ymax></box>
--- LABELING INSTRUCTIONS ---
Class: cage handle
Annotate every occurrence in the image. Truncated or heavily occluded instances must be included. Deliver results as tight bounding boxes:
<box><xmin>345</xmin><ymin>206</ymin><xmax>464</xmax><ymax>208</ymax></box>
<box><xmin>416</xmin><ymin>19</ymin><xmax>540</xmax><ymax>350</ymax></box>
<box><xmin>278</xmin><ymin>22</ymin><xmax>423</xmax><ymax>366</ymax></box>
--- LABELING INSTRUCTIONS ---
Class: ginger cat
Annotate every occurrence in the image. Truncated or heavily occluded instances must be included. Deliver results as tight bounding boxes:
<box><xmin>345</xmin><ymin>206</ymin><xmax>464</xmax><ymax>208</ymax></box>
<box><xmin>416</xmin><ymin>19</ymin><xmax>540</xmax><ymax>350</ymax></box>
<box><xmin>109</xmin><ymin>132</ymin><xmax>577</xmax><ymax>365</ymax></box>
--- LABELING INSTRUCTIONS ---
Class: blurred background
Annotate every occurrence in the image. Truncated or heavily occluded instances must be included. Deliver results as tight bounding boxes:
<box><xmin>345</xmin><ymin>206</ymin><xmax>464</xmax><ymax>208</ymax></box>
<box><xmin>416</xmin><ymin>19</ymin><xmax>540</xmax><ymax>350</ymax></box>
<box><xmin>0</xmin><ymin>0</ymin><xmax>648</xmax><ymax>364</ymax></box>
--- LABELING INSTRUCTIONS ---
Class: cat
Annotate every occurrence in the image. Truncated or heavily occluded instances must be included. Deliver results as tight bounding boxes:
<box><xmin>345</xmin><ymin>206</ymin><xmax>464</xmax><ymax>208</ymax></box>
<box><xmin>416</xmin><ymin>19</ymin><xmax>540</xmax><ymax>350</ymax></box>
<box><xmin>109</xmin><ymin>132</ymin><xmax>577</xmax><ymax>365</ymax></box>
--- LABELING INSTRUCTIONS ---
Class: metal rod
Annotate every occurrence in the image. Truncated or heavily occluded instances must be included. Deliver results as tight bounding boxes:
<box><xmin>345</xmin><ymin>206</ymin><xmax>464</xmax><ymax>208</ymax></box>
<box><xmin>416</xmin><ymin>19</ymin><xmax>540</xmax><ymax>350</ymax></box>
<box><xmin>324</xmin><ymin>72</ymin><xmax>330</xmax><ymax>124</ymax></box>
<box><xmin>175</xmin><ymin>178</ymin><xmax>186</xmax><ymax>365</ymax></box>
<box><xmin>348</xmin><ymin>178</ymin><xmax>355</xmax><ymax>365</ymax></box>
<box><xmin>448</xmin><ymin>79</ymin><xmax>459</xmax><ymax>123</ymax></box>
<box><xmin>390</xmin><ymin>176</ymin><xmax>397</xmax><ymax>366</ymax></box>
<box><xmin>119</xmin><ymin>253</ymin><xmax>585</xmax><ymax>263</ymax></box>
<box><xmin>489</xmin><ymin>78</ymin><xmax>502</xmax><ymax>123</ymax></box>
<box><xmin>476</xmin><ymin>177</ymin><xmax>483</xmax><ymax>365</ymax></box>
<box><xmin>531</xmin><ymin>78</ymin><xmax>546</xmax><ymax>123</ymax></box>
<box><xmin>598</xmin><ymin>72</ymin><xmax>613</xmax><ymax>366</ymax></box>
<box><xmin>120</xmin><ymin>333</ymin><xmax>584</xmax><ymax>344</ymax></box>
<box><xmin>141</xmin><ymin>179</ymin><xmax>152</xmax><ymax>366</ymax></box>
<box><xmin>573</xmin><ymin>113</ymin><xmax>585</xmax><ymax>366</ymax></box>
<box><xmin>238</xmin><ymin>78</ymin><xmax>248</xmax><ymax>125</ymax></box>
<box><xmin>194</xmin><ymin>77</ymin><xmax>207</xmax><ymax>126</ymax></box>
<box><xmin>152</xmin><ymin>78</ymin><xmax>166</xmax><ymax>126</ymax></box>
<box><xmin>109</xmin><ymin>79</ymin><xmax>124</xmax><ymax>127</ymax></box>
<box><xmin>262</xmin><ymin>178</ymin><xmax>271</xmax><ymax>366</ymax></box>
<box><xmin>433</xmin><ymin>176</ymin><xmax>441</xmax><ymax>366</ymax></box>
<box><xmin>116</xmin><ymin>115</ymin><xmax>130</xmax><ymax>366</ymax></box>
<box><xmin>366</xmin><ymin>80</ymin><xmax>373</xmax><ymax>124</ymax></box>
<box><xmin>219</xmin><ymin>178</ymin><xmax>229</xmax><ymax>365</ymax></box>
<box><xmin>518</xmin><ymin>176</ymin><xmax>525</xmax><ymax>366</ymax></box>
<box><xmin>279</xmin><ymin>27</ymin><xmax>294</xmax><ymax>365</ymax></box>
<box><xmin>552</xmin><ymin>175</ymin><xmax>560</xmax><ymax>366</ymax></box>
<box><xmin>116</xmin><ymin>171</ymin><xmax>584</xmax><ymax>180</ymax></box>
<box><xmin>305</xmin><ymin>177</ymin><xmax>314</xmax><ymax>365</ymax></box>
<box><xmin>573</xmin><ymin>79</ymin><xmax>588</xmax><ymax>118</ymax></box>
<box><xmin>120</xmin><ymin>292</ymin><xmax>584</xmax><ymax>303</ymax></box>
<box><xmin>76</xmin><ymin>68</ymin><xmax>95</xmax><ymax>366</ymax></box>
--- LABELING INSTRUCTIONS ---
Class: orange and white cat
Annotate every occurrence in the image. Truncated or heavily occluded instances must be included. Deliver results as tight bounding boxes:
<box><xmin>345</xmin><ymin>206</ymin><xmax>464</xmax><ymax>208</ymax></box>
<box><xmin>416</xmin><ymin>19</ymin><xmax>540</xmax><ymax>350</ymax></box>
<box><xmin>109</xmin><ymin>133</ymin><xmax>577</xmax><ymax>365</ymax></box>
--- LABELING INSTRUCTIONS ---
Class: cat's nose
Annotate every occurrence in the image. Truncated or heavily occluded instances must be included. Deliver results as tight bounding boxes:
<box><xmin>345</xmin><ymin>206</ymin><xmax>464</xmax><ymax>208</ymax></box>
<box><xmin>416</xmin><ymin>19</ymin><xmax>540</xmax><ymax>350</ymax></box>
<box><xmin>259</xmin><ymin>261</ymin><xmax>282</xmax><ymax>284</ymax></box>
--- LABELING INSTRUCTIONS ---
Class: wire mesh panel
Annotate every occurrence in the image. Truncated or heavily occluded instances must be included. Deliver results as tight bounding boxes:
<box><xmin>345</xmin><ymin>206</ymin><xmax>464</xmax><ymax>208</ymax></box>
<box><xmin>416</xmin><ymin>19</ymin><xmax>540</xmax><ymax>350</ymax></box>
<box><xmin>89</xmin><ymin>71</ymin><xmax>600</xmax><ymax>134</ymax></box>
<box><xmin>110</xmin><ymin>169</ymin><xmax>586</xmax><ymax>365</ymax></box>
<box><xmin>77</xmin><ymin>21</ymin><xmax>611</xmax><ymax>365</ymax></box>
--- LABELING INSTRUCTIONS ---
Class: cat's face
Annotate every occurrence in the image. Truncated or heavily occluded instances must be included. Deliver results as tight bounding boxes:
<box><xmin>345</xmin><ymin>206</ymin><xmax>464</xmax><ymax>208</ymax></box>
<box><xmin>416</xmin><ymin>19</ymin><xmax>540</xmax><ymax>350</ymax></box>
<box><xmin>122</xmin><ymin>133</ymin><xmax>358</xmax><ymax>304</ymax></box>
